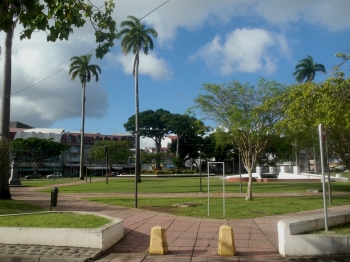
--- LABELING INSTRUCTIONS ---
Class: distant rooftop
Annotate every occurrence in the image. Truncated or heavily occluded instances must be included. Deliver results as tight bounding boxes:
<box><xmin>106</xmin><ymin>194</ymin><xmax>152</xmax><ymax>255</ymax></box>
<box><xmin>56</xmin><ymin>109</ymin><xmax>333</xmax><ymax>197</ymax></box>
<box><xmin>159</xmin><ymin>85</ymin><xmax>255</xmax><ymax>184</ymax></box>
<box><xmin>14</xmin><ymin>128</ymin><xmax>65</xmax><ymax>142</ymax></box>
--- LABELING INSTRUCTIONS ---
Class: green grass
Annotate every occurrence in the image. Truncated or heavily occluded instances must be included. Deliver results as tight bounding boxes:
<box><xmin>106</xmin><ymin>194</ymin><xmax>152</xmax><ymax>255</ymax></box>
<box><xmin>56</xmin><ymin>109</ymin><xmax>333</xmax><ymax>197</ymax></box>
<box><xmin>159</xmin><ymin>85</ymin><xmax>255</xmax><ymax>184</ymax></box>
<box><xmin>0</xmin><ymin>199</ymin><xmax>46</xmax><ymax>215</ymax></box>
<box><xmin>0</xmin><ymin>212</ymin><xmax>111</xmax><ymax>228</ymax></box>
<box><xmin>20</xmin><ymin>177</ymin><xmax>81</xmax><ymax>187</ymax></box>
<box><xmin>36</xmin><ymin>177</ymin><xmax>350</xmax><ymax>194</ymax></box>
<box><xmin>85</xmin><ymin>195</ymin><xmax>350</xmax><ymax>219</ymax></box>
<box><xmin>327</xmin><ymin>222</ymin><xmax>350</xmax><ymax>234</ymax></box>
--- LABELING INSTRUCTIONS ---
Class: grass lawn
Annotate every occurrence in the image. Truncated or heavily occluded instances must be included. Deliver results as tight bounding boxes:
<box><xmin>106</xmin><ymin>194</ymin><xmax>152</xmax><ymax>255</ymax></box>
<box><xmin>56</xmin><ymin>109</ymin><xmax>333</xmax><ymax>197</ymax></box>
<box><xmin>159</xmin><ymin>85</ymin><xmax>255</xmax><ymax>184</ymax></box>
<box><xmin>34</xmin><ymin>176</ymin><xmax>350</xmax><ymax>194</ymax></box>
<box><xmin>321</xmin><ymin>222</ymin><xmax>350</xmax><ymax>235</ymax></box>
<box><xmin>7</xmin><ymin>176</ymin><xmax>350</xmax><ymax>220</ymax></box>
<box><xmin>0</xmin><ymin>199</ymin><xmax>46</xmax><ymax>215</ymax></box>
<box><xmin>20</xmin><ymin>177</ymin><xmax>82</xmax><ymax>187</ymax></box>
<box><xmin>84</xmin><ymin>195</ymin><xmax>350</xmax><ymax>219</ymax></box>
<box><xmin>0</xmin><ymin>212</ymin><xmax>111</xmax><ymax>228</ymax></box>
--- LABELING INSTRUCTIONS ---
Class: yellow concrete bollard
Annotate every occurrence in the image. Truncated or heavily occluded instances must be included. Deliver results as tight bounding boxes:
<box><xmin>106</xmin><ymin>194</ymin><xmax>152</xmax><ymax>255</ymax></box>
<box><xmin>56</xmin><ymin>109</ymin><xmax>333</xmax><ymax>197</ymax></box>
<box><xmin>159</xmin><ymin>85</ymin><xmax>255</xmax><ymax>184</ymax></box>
<box><xmin>149</xmin><ymin>226</ymin><xmax>168</xmax><ymax>255</ymax></box>
<box><xmin>218</xmin><ymin>225</ymin><xmax>236</xmax><ymax>256</ymax></box>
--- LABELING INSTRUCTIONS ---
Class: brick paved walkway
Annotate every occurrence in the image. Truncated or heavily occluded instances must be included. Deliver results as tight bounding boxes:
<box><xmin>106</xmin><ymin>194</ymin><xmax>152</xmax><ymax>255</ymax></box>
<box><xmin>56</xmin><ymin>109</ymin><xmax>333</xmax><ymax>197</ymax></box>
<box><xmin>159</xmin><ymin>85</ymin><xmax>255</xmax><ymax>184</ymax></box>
<box><xmin>5</xmin><ymin>179</ymin><xmax>350</xmax><ymax>262</ymax></box>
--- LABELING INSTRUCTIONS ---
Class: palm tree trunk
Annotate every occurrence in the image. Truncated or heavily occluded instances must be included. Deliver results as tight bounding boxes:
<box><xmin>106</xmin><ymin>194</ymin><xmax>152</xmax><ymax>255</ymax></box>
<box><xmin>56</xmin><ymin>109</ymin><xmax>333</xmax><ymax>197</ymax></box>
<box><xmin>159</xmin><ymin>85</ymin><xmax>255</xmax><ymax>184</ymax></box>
<box><xmin>79</xmin><ymin>82</ymin><xmax>86</xmax><ymax>180</ymax></box>
<box><xmin>1</xmin><ymin>27</ymin><xmax>13</xmax><ymax>140</ymax></box>
<box><xmin>134</xmin><ymin>53</ymin><xmax>141</xmax><ymax>184</ymax></box>
<box><xmin>0</xmin><ymin>26</ymin><xmax>14</xmax><ymax>199</ymax></box>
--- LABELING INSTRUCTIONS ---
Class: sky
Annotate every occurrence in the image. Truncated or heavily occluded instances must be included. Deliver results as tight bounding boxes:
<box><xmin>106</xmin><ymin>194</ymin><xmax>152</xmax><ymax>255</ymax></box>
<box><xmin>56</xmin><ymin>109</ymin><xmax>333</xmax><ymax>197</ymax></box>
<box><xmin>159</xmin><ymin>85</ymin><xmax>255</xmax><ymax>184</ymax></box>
<box><xmin>1</xmin><ymin>0</ymin><xmax>350</xmax><ymax>148</ymax></box>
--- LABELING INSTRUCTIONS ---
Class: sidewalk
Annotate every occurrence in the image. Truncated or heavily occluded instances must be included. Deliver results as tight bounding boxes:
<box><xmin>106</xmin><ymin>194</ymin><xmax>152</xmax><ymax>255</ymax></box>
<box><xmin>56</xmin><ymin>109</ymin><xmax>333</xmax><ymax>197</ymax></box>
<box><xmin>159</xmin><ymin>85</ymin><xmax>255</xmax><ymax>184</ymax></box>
<box><xmin>5</xmin><ymin>181</ymin><xmax>350</xmax><ymax>262</ymax></box>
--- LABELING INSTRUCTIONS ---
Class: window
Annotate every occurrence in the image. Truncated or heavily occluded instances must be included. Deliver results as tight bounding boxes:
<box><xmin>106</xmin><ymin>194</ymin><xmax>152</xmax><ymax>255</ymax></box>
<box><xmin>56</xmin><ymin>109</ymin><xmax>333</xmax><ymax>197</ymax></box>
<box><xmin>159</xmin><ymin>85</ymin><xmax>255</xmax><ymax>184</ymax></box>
<box><xmin>77</xmin><ymin>135</ymin><xmax>81</xmax><ymax>143</ymax></box>
<box><xmin>67</xmin><ymin>134</ymin><xmax>72</xmax><ymax>142</ymax></box>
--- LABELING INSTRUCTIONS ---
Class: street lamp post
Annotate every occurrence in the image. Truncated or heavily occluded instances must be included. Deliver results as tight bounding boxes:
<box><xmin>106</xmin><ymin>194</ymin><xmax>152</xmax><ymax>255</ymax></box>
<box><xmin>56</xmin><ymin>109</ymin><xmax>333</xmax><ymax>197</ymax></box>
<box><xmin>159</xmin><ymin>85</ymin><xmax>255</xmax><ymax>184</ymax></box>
<box><xmin>105</xmin><ymin>146</ymin><xmax>108</xmax><ymax>185</ymax></box>
<box><xmin>53</xmin><ymin>156</ymin><xmax>56</xmax><ymax>181</ymax></box>
<box><xmin>199</xmin><ymin>148</ymin><xmax>202</xmax><ymax>193</ymax></box>
<box><xmin>239</xmin><ymin>152</ymin><xmax>242</xmax><ymax>193</ymax></box>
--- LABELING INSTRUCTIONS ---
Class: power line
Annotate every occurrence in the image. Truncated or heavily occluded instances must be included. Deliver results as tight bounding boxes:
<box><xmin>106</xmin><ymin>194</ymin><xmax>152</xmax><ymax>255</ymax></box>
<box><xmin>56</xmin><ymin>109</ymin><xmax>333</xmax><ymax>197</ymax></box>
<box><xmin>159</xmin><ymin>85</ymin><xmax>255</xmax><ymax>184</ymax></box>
<box><xmin>140</xmin><ymin>0</ymin><xmax>170</xmax><ymax>20</ymax></box>
<box><xmin>11</xmin><ymin>65</ymin><xmax>69</xmax><ymax>95</ymax></box>
<box><xmin>11</xmin><ymin>0</ymin><xmax>170</xmax><ymax>96</ymax></box>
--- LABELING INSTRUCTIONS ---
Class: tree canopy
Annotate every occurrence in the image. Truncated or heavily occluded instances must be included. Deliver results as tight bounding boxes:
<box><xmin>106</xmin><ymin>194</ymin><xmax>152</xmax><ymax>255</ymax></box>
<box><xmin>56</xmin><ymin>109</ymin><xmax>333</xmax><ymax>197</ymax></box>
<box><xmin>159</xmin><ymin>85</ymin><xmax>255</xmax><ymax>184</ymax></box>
<box><xmin>164</xmin><ymin>113</ymin><xmax>208</xmax><ymax>158</ymax></box>
<box><xmin>192</xmin><ymin>78</ymin><xmax>286</xmax><ymax>200</ymax></box>
<box><xmin>0</xmin><ymin>0</ymin><xmax>117</xmax><ymax>58</ymax></box>
<box><xmin>11</xmin><ymin>138</ymin><xmax>68</xmax><ymax>173</ymax></box>
<box><xmin>274</xmin><ymin>76</ymin><xmax>350</xmax><ymax>170</ymax></box>
<box><xmin>124</xmin><ymin>108</ymin><xmax>171</xmax><ymax>153</ymax></box>
<box><xmin>89</xmin><ymin>140</ymin><xmax>133</xmax><ymax>172</ymax></box>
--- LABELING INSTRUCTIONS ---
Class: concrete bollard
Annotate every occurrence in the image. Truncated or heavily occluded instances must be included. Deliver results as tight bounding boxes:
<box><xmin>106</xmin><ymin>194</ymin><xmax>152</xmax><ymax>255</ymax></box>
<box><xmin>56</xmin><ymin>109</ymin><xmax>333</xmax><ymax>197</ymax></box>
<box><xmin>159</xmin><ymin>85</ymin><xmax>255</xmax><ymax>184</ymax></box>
<box><xmin>149</xmin><ymin>226</ymin><xmax>168</xmax><ymax>255</ymax></box>
<box><xmin>218</xmin><ymin>225</ymin><xmax>236</xmax><ymax>256</ymax></box>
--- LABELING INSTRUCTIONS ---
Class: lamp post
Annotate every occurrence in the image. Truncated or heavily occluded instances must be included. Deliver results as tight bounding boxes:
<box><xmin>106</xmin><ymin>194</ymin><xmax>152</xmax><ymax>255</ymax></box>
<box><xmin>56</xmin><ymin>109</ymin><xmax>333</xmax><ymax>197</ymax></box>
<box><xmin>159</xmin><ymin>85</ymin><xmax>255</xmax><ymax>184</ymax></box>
<box><xmin>239</xmin><ymin>151</ymin><xmax>242</xmax><ymax>193</ymax></box>
<box><xmin>105</xmin><ymin>146</ymin><xmax>108</xmax><ymax>185</ymax></box>
<box><xmin>199</xmin><ymin>148</ymin><xmax>202</xmax><ymax>193</ymax></box>
<box><xmin>53</xmin><ymin>156</ymin><xmax>56</xmax><ymax>181</ymax></box>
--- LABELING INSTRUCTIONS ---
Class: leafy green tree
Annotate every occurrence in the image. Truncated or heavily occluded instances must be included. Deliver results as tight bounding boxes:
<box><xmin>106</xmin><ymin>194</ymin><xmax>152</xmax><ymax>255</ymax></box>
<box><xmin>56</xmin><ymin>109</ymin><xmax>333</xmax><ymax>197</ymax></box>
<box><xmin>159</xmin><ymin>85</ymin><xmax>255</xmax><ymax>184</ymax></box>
<box><xmin>11</xmin><ymin>138</ymin><xmax>68</xmax><ymax>173</ymax></box>
<box><xmin>116</xmin><ymin>15</ymin><xmax>158</xmax><ymax>183</ymax></box>
<box><xmin>276</xmin><ymin>76</ymin><xmax>350</xmax><ymax>170</ymax></box>
<box><xmin>0</xmin><ymin>0</ymin><xmax>117</xmax><ymax>199</ymax></box>
<box><xmin>69</xmin><ymin>54</ymin><xmax>101</xmax><ymax>180</ymax></box>
<box><xmin>140</xmin><ymin>151</ymin><xmax>155</xmax><ymax>168</ymax></box>
<box><xmin>293</xmin><ymin>55</ymin><xmax>327</xmax><ymax>83</ymax></box>
<box><xmin>164</xmin><ymin>114</ymin><xmax>207</xmax><ymax>158</ymax></box>
<box><xmin>124</xmin><ymin>109</ymin><xmax>170</xmax><ymax>170</ymax></box>
<box><xmin>193</xmin><ymin>78</ymin><xmax>285</xmax><ymax>200</ymax></box>
<box><xmin>89</xmin><ymin>140</ymin><xmax>133</xmax><ymax>173</ymax></box>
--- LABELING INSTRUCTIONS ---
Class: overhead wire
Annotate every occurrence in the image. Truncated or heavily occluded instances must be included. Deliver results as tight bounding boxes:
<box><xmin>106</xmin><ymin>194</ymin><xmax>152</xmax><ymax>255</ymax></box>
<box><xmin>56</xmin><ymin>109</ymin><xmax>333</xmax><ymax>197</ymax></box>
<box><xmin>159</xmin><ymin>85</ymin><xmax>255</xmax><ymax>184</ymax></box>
<box><xmin>10</xmin><ymin>0</ymin><xmax>170</xmax><ymax>96</ymax></box>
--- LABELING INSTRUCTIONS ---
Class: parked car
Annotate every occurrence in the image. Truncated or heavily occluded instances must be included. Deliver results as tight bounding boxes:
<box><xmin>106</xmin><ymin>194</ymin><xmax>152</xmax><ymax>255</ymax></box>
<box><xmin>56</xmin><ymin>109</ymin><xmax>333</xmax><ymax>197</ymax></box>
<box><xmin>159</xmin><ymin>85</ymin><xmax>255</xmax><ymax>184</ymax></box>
<box><xmin>92</xmin><ymin>172</ymin><xmax>103</xmax><ymax>177</ymax></box>
<box><xmin>108</xmin><ymin>172</ymin><xmax>120</xmax><ymax>177</ymax></box>
<box><xmin>47</xmin><ymin>173</ymin><xmax>63</xmax><ymax>179</ymax></box>
<box><xmin>25</xmin><ymin>173</ymin><xmax>42</xmax><ymax>179</ymax></box>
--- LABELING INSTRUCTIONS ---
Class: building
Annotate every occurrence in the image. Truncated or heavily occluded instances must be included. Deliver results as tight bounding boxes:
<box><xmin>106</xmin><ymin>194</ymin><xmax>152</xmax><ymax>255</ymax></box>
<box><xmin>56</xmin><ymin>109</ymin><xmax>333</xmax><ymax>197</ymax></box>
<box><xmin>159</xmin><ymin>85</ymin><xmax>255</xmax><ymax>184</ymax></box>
<box><xmin>10</xmin><ymin>123</ymin><xmax>134</xmax><ymax>176</ymax></box>
<box><xmin>60</xmin><ymin>131</ymin><xmax>134</xmax><ymax>176</ymax></box>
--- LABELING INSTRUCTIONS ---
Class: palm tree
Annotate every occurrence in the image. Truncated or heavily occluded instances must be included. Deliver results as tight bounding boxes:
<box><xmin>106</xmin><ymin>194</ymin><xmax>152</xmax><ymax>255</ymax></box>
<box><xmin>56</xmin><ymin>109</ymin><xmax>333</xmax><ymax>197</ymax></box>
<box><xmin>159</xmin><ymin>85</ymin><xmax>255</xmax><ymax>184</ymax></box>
<box><xmin>293</xmin><ymin>55</ymin><xmax>326</xmax><ymax>175</ymax></box>
<box><xmin>116</xmin><ymin>15</ymin><xmax>158</xmax><ymax>187</ymax></box>
<box><xmin>293</xmin><ymin>55</ymin><xmax>327</xmax><ymax>83</ymax></box>
<box><xmin>69</xmin><ymin>54</ymin><xmax>101</xmax><ymax>180</ymax></box>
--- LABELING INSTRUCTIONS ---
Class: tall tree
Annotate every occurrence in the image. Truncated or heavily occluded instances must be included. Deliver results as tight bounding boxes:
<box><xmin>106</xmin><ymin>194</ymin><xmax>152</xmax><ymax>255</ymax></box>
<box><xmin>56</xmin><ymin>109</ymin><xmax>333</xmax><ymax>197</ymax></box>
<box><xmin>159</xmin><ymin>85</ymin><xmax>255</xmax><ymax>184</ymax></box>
<box><xmin>276</xmin><ymin>76</ymin><xmax>350</xmax><ymax>171</ymax></box>
<box><xmin>164</xmin><ymin>114</ymin><xmax>207</xmax><ymax>158</ymax></box>
<box><xmin>69</xmin><ymin>54</ymin><xmax>101</xmax><ymax>180</ymax></box>
<box><xmin>193</xmin><ymin>78</ymin><xmax>285</xmax><ymax>200</ymax></box>
<box><xmin>116</xmin><ymin>15</ymin><xmax>158</xmax><ymax>183</ymax></box>
<box><xmin>11</xmin><ymin>138</ymin><xmax>68</xmax><ymax>173</ymax></box>
<box><xmin>293</xmin><ymin>55</ymin><xmax>327</xmax><ymax>83</ymax></box>
<box><xmin>0</xmin><ymin>0</ymin><xmax>116</xmax><ymax>199</ymax></box>
<box><xmin>124</xmin><ymin>109</ymin><xmax>170</xmax><ymax>169</ymax></box>
<box><xmin>89</xmin><ymin>140</ymin><xmax>133</xmax><ymax>173</ymax></box>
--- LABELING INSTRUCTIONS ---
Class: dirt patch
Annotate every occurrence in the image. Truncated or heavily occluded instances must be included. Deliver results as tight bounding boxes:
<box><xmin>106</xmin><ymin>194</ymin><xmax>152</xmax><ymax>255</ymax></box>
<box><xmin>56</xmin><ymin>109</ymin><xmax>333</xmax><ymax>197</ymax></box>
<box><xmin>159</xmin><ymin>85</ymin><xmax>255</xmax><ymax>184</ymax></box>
<box><xmin>172</xmin><ymin>202</ymin><xmax>202</xmax><ymax>208</ymax></box>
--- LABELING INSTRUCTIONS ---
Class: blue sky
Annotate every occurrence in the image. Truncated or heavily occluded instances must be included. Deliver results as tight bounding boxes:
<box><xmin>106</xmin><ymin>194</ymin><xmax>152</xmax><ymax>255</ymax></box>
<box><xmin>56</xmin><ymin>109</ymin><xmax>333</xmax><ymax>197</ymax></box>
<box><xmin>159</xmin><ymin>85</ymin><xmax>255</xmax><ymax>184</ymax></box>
<box><xmin>1</xmin><ymin>0</ymin><xmax>350</xmax><ymax>146</ymax></box>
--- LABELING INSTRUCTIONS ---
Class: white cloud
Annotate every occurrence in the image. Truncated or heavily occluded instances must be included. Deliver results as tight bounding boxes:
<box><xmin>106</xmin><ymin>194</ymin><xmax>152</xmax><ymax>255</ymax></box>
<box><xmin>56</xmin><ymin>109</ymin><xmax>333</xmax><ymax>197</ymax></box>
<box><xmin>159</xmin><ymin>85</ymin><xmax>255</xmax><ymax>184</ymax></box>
<box><xmin>114</xmin><ymin>53</ymin><xmax>173</xmax><ymax>80</ymax></box>
<box><xmin>5</xmin><ymin>28</ymin><xmax>109</xmax><ymax>128</ymax></box>
<box><xmin>1</xmin><ymin>0</ymin><xmax>349</xmax><ymax>129</ymax></box>
<box><xmin>253</xmin><ymin>0</ymin><xmax>350</xmax><ymax>31</ymax></box>
<box><xmin>190</xmin><ymin>28</ymin><xmax>288</xmax><ymax>75</ymax></box>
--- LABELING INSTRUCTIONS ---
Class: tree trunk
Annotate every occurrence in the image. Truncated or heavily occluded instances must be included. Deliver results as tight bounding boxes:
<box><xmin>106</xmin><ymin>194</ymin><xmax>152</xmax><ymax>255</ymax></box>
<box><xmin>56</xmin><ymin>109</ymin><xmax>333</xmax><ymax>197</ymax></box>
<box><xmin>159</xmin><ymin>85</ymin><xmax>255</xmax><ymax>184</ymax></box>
<box><xmin>245</xmin><ymin>167</ymin><xmax>253</xmax><ymax>200</ymax></box>
<box><xmin>134</xmin><ymin>54</ymin><xmax>141</xmax><ymax>183</ymax></box>
<box><xmin>0</xmin><ymin>26</ymin><xmax>14</xmax><ymax>199</ymax></box>
<box><xmin>155</xmin><ymin>139</ymin><xmax>161</xmax><ymax>169</ymax></box>
<box><xmin>176</xmin><ymin>136</ymin><xmax>180</xmax><ymax>158</ymax></box>
<box><xmin>79</xmin><ymin>82</ymin><xmax>86</xmax><ymax>180</ymax></box>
